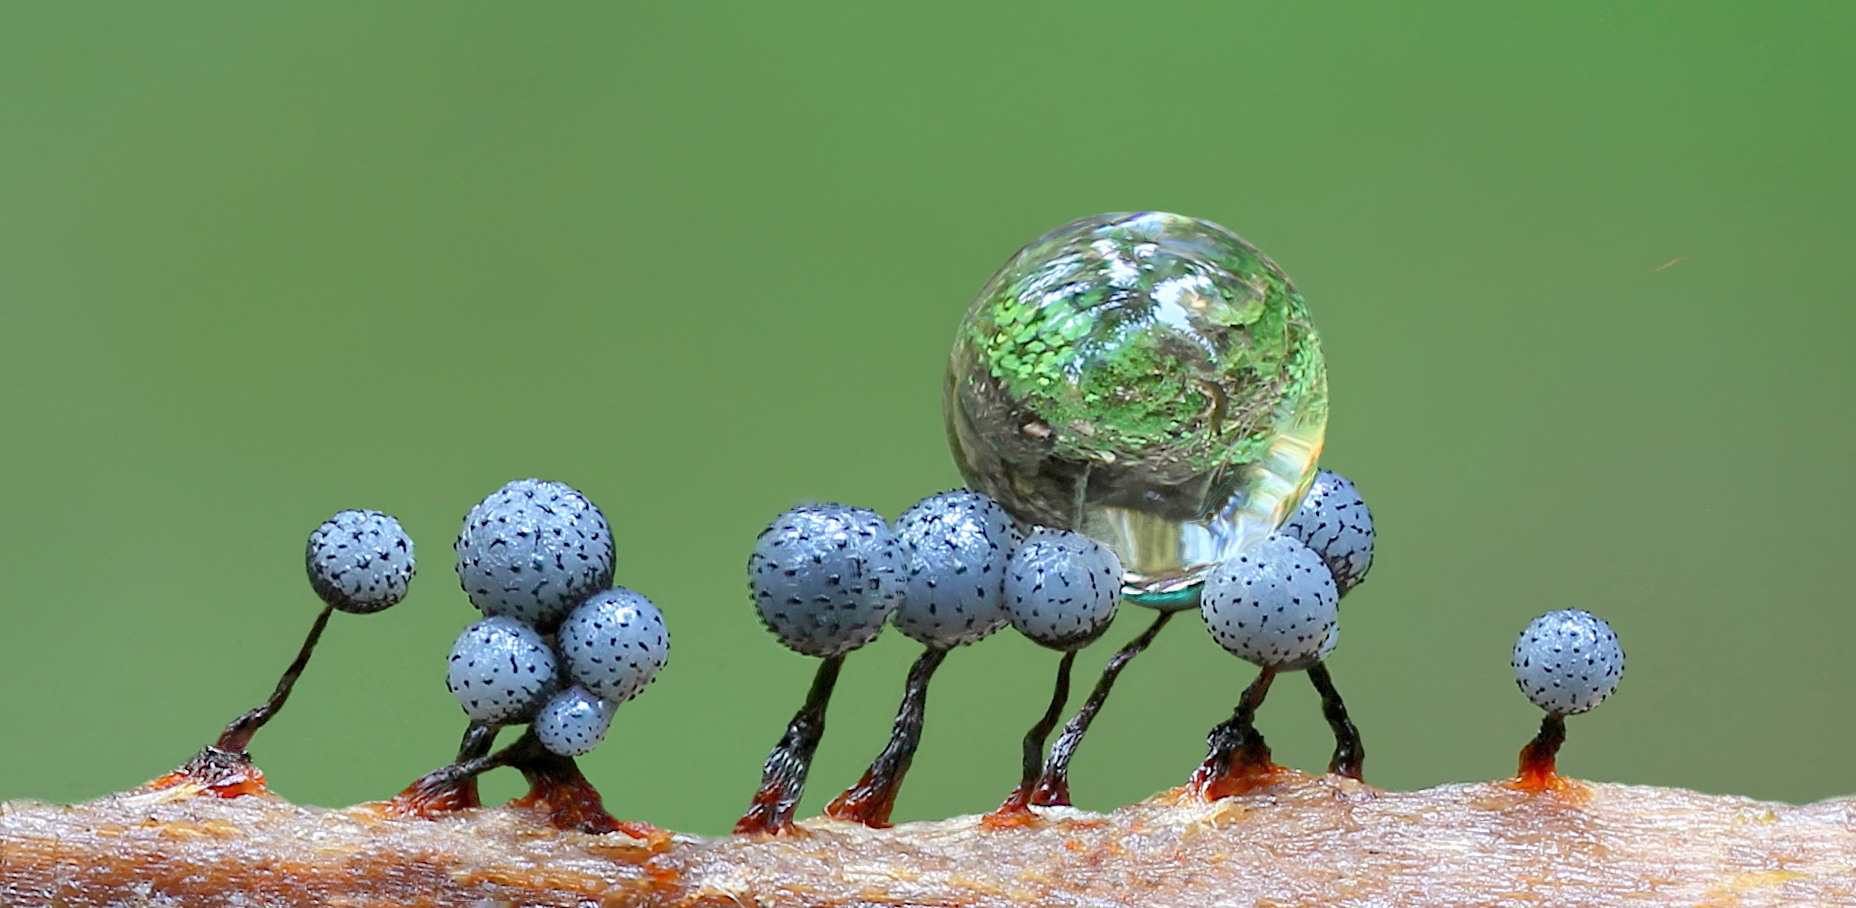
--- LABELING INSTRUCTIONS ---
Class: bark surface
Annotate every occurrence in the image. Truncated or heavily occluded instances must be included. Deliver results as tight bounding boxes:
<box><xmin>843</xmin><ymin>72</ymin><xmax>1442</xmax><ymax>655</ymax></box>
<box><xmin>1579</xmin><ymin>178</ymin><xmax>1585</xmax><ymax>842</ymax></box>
<box><xmin>2</xmin><ymin>770</ymin><xmax>1852</xmax><ymax>907</ymax></box>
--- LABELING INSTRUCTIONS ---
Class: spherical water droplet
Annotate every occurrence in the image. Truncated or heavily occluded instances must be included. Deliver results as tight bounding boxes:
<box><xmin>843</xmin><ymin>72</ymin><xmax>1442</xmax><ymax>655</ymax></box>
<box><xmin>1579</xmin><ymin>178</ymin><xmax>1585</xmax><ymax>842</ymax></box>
<box><xmin>946</xmin><ymin>212</ymin><xmax>1328</xmax><ymax>604</ymax></box>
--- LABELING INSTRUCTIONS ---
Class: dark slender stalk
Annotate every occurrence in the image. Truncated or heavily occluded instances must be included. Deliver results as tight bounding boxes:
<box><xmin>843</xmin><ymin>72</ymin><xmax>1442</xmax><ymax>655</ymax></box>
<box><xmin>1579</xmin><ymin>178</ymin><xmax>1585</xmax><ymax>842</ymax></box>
<box><xmin>1190</xmin><ymin>666</ymin><xmax>1279</xmax><ymax>798</ymax></box>
<box><xmin>736</xmin><ymin>654</ymin><xmax>847</xmax><ymax>835</ymax></box>
<box><xmin>1032</xmin><ymin>610</ymin><xmax>1176</xmax><ymax>806</ymax></box>
<box><xmin>455</xmin><ymin>722</ymin><xmax>497</xmax><ymax>763</ymax></box>
<box><xmin>989</xmin><ymin>650</ymin><xmax>1077</xmax><ymax>821</ymax></box>
<box><xmin>1306</xmin><ymin>661</ymin><xmax>1365</xmax><ymax>780</ymax></box>
<box><xmin>215</xmin><ymin>605</ymin><xmax>335</xmax><ymax>754</ymax></box>
<box><xmin>390</xmin><ymin>726</ymin><xmax>542</xmax><ymax>816</ymax></box>
<box><xmin>826</xmin><ymin>646</ymin><xmax>950</xmax><ymax>827</ymax></box>
<box><xmin>1516</xmin><ymin>713</ymin><xmax>1568</xmax><ymax>787</ymax></box>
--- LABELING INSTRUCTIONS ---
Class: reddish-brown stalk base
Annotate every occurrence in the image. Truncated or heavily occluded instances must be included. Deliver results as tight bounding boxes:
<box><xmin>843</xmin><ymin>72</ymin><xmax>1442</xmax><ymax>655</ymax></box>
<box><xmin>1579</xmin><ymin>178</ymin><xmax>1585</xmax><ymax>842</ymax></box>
<box><xmin>735</xmin><ymin>785</ymin><xmax>803</xmax><ymax>838</ymax></box>
<box><xmin>1187</xmin><ymin>738</ymin><xmax>1289</xmax><ymax>801</ymax></box>
<box><xmin>1028</xmin><ymin>774</ymin><xmax>1071</xmax><ymax>807</ymax></box>
<box><xmin>385</xmin><ymin>765</ymin><xmax>483</xmax><ymax>817</ymax></box>
<box><xmin>981</xmin><ymin>789</ymin><xmax>1042</xmax><ymax>829</ymax></box>
<box><xmin>141</xmin><ymin>746</ymin><xmax>272</xmax><ymax>800</ymax></box>
<box><xmin>511</xmin><ymin>749</ymin><xmax>670</xmax><ymax>845</ymax></box>
<box><xmin>824</xmin><ymin>766</ymin><xmax>900</xmax><ymax>829</ymax></box>
<box><xmin>1514</xmin><ymin>752</ymin><xmax>1565</xmax><ymax>791</ymax></box>
<box><xmin>384</xmin><ymin>737</ymin><xmax>665</xmax><ymax>844</ymax></box>
<box><xmin>1187</xmin><ymin>667</ymin><xmax>1282</xmax><ymax>800</ymax></box>
<box><xmin>1511</xmin><ymin>713</ymin><xmax>1571</xmax><ymax>792</ymax></box>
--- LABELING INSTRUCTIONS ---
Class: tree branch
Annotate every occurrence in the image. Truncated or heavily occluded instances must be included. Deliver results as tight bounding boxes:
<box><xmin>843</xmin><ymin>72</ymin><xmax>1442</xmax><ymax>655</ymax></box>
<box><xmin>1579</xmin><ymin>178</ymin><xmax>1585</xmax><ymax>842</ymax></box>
<box><xmin>3</xmin><ymin>768</ymin><xmax>1851</xmax><ymax>906</ymax></box>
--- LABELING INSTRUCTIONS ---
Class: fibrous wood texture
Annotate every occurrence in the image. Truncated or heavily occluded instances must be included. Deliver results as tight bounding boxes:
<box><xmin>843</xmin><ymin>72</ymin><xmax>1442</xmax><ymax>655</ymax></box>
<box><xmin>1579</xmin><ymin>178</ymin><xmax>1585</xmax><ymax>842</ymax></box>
<box><xmin>2</xmin><ymin>770</ymin><xmax>1852</xmax><ymax>907</ymax></box>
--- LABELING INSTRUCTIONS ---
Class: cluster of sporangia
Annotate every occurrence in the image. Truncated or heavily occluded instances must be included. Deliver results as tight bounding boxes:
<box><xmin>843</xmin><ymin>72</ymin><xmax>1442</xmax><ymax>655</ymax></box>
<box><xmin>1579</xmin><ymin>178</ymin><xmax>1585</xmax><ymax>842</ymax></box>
<box><xmin>154</xmin><ymin>479</ymin><xmax>673</xmax><ymax>834</ymax></box>
<box><xmin>156</xmin><ymin>469</ymin><xmax>1625</xmax><ymax>836</ymax></box>
<box><xmin>731</xmin><ymin>471</ymin><xmax>1624</xmax><ymax>834</ymax></box>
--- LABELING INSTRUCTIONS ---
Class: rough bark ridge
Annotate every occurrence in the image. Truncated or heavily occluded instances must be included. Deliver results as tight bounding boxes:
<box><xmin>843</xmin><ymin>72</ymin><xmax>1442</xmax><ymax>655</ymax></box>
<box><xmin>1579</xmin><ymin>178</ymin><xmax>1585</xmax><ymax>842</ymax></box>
<box><xmin>2</xmin><ymin>769</ymin><xmax>1852</xmax><ymax>907</ymax></box>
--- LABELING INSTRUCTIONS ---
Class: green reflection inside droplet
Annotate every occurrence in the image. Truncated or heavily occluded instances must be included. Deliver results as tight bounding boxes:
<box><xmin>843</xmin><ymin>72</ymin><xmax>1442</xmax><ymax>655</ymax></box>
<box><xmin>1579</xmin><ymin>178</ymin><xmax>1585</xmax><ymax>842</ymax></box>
<box><xmin>945</xmin><ymin>212</ymin><xmax>1328</xmax><ymax>606</ymax></box>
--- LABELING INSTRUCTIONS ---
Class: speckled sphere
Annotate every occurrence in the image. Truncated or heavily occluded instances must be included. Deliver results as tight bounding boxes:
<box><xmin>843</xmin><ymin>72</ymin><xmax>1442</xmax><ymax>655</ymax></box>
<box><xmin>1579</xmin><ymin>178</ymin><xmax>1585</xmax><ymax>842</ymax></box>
<box><xmin>1512</xmin><ymin>609</ymin><xmax>1625</xmax><ymax>716</ymax></box>
<box><xmin>748</xmin><ymin>503</ymin><xmax>907</xmax><ymax>658</ymax></box>
<box><xmin>455</xmin><ymin>478</ymin><xmax>615</xmax><ymax>628</ymax></box>
<box><xmin>445</xmin><ymin>616</ymin><xmax>560</xmax><ymax>725</ymax></box>
<box><xmin>305</xmin><ymin>509</ymin><xmax>416</xmax><ymax>614</ymax></box>
<box><xmin>1003</xmin><ymin>528</ymin><xmax>1123</xmax><ymax>651</ymax></box>
<box><xmin>304</xmin><ymin>505</ymin><xmax>413</xmax><ymax>612</ymax></box>
<box><xmin>533</xmin><ymin>685</ymin><xmax>619</xmax><ymax>757</ymax></box>
<box><xmin>1200</xmin><ymin>533</ymin><xmax>1339</xmax><ymax>669</ymax></box>
<box><xmin>1279</xmin><ymin>468</ymin><xmax>1375</xmax><ymax>597</ymax></box>
<box><xmin>891</xmin><ymin>489</ymin><xmax>1022</xmax><ymax>648</ymax></box>
<box><xmin>557</xmin><ymin>587</ymin><xmax>669</xmax><ymax>706</ymax></box>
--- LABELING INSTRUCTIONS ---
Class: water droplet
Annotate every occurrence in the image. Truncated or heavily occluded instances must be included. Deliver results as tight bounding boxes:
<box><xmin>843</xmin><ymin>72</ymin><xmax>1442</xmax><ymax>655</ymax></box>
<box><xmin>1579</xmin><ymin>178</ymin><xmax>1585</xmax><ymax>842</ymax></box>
<box><xmin>946</xmin><ymin>212</ymin><xmax>1327</xmax><ymax>605</ymax></box>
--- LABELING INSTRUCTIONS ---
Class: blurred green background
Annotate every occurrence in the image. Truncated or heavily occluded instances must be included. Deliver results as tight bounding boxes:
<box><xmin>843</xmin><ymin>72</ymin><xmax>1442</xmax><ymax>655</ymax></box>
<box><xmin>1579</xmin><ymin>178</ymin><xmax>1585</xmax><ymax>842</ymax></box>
<box><xmin>2</xmin><ymin>2</ymin><xmax>1851</xmax><ymax>837</ymax></box>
